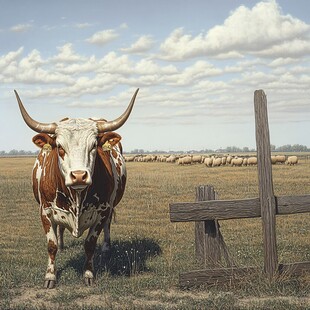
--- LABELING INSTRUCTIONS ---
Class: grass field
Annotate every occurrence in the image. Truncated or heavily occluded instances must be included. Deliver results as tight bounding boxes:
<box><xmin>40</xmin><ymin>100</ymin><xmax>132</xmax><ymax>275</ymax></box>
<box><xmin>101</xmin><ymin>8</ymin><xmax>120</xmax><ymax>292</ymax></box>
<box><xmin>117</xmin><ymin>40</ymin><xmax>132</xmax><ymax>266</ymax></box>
<box><xmin>0</xmin><ymin>156</ymin><xmax>309</xmax><ymax>309</ymax></box>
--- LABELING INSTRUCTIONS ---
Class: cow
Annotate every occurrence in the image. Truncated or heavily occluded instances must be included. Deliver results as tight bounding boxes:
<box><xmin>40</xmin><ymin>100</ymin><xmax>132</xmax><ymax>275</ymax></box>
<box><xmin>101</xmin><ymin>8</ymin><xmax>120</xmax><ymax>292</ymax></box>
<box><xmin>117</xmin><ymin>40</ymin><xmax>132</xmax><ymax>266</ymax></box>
<box><xmin>15</xmin><ymin>89</ymin><xmax>139</xmax><ymax>288</ymax></box>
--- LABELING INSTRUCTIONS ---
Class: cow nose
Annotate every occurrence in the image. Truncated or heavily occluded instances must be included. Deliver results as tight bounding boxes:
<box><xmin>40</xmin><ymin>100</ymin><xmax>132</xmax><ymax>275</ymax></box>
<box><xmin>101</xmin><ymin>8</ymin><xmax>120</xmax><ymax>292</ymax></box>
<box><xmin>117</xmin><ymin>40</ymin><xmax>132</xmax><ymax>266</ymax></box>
<box><xmin>70</xmin><ymin>170</ymin><xmax>88</xmax><ymax>186</ymax></box>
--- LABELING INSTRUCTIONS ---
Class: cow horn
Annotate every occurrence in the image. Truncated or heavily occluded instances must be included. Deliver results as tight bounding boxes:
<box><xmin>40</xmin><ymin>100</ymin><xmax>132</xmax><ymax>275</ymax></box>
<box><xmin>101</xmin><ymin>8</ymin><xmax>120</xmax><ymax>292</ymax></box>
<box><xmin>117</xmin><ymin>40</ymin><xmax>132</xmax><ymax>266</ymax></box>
<box><xmin>14</xmin><ymin>90</ymin><xmax>57</xmax><ymax>134</ymax></box>
<box><xmin>97</xmin><ymin>88</ymin><xmax>139</xmax><ymax>133</ymax></box>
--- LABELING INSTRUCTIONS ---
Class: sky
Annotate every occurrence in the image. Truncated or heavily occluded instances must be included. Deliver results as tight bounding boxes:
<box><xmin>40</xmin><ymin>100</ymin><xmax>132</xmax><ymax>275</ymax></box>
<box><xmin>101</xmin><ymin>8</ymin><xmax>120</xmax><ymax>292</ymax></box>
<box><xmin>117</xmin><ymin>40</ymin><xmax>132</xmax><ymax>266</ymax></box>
<box><xmin>0</xmin><ymin>0</ymin><xmax>309</xmax><ymax>152</ymax></box>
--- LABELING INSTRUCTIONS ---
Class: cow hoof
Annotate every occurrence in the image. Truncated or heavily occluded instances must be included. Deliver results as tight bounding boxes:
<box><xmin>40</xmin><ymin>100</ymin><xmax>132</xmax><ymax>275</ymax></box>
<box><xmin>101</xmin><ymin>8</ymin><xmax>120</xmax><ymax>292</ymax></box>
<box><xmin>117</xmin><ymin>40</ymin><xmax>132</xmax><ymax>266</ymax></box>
<box><xmin>44</xmin><ymin>279</ymin><xmax>56</xmax><ymax>289</ymax></box>
<box><xmin>84</xmin><ymin>277</ymin><xmax>94</xmax><ymax>286</ymax></box>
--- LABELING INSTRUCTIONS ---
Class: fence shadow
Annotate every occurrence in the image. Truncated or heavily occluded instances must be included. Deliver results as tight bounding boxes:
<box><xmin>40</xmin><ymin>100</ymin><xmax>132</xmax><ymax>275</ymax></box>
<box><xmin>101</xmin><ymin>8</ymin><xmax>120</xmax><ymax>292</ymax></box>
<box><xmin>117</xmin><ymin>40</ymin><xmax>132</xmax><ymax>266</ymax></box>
<box><xmin>58</xmin><ymin>237</ymin><xmax>161</xmax><ymax>278</ymax></box>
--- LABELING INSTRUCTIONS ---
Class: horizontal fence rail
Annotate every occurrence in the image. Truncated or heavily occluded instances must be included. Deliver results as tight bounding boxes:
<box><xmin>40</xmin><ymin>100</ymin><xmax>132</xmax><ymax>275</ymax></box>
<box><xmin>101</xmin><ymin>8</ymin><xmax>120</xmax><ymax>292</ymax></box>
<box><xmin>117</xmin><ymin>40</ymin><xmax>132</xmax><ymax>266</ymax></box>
<box><xmin>170</xmin><ymin>194</ymin><xmax>310</xmax><ymax>222</ymax></box>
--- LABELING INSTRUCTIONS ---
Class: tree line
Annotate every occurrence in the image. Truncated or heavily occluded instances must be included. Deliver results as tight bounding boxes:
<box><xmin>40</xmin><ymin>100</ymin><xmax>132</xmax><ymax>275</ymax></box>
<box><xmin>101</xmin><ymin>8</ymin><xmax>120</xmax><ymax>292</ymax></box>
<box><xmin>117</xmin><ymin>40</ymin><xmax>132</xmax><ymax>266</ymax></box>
<box><xmin>0</xmin><ymin>144</ymin><xmax>309</xmax><ymax>157</ymax></box>
<box><xmin>128</xmin><ymin>144</ymin><xmax>309</xmax><ymax>154</ymax></box>
<box><xmin>0</xmin><ymin>149</ymin><xmax>39</xmax><ymax>156</ymax></box>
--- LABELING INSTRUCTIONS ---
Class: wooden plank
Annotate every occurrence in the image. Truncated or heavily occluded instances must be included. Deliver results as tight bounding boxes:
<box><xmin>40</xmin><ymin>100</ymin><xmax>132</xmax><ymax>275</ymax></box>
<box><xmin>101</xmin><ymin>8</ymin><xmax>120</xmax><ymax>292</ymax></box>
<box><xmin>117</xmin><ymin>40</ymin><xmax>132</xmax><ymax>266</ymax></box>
<box><xmin>254</xmin><ymin>89</ymin><xmax>278</xmax><ymax>279</ymax></box>
<box><xmin>277</xmin><ymin>195</ymin><xmax>310</xmax><ymax>215</ymax></box>
<box><xmin>194</xmin><ymin>186</ymin><xmax>210</xmax><ymax>262</ymax></box>
<box><xmin>195</xmin><ymin>185</ymin><xmax>221</xmax><ymax>266</ymax></box>
<box><xmin>279</xmin><ymin>261</ymin><xmax>310</xmax><ymax>276</ymax></box>
<box><xmin>179</xmin><ymin>262</ymin><xmax>310</xmax><ymax>287</ymax></box>
<box><xmin>179</xmin><ymin>266</ymin><xmax>260</xmax><ymax>287</ymax></box>
<box><xmin>169</xmin><ymin>194</ymin><xmax>310</xmax><ymax>223</ymax></box>
<box><xmin>169</xmin><ymin>198</ymin><xmax>261</xmax><ymax>222</ymax></box>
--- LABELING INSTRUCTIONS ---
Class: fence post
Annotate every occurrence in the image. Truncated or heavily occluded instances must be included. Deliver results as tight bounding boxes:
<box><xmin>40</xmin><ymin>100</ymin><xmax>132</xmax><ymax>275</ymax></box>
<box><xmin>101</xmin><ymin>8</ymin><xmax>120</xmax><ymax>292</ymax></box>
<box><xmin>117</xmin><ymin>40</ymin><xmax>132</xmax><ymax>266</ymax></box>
<box><xmin>195</xmin><ymin>185</ymin><xmax>221</xmax><ymax>266</ymax></box>
<box><xmin>254</xmin><ymin>90</ymin><xmax>278</xmax><ymax>279</ymax></box>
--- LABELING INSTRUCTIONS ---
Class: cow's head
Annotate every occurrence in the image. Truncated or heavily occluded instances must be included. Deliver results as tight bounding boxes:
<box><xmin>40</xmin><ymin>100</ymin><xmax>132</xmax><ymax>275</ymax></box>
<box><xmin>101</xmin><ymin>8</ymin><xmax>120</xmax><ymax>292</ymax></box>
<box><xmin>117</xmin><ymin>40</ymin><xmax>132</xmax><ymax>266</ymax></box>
<box><xmin>15</xmin><ymin>89</ymin><xmax>138</xmax><ymax>191</ymax></box>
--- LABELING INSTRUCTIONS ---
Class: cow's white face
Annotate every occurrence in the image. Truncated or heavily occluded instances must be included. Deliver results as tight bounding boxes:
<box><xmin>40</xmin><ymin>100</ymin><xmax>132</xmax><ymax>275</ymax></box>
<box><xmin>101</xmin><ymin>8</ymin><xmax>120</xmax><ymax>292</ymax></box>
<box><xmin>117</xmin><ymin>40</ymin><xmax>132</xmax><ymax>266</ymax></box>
<box><xmin>55</xmin><ymin>119</ymin><xmax>98</xmax><ymax>190</ymax></box>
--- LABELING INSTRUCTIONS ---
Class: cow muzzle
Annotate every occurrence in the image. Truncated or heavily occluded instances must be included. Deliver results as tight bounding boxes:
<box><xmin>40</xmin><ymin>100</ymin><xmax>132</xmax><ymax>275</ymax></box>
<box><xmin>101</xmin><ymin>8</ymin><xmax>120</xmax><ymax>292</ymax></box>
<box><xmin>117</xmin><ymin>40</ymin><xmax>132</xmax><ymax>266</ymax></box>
<box><xmin>69</xmin><ymin>170</ymin><xmax>91</xmax><ymax>190</ymax></box>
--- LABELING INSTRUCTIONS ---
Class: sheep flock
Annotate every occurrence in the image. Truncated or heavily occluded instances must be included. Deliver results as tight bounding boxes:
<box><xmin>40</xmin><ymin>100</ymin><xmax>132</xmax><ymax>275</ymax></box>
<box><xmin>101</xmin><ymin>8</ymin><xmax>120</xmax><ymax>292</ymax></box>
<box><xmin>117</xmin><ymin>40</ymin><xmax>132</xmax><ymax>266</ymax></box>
<box><xmin>124</xmin><ymin>154</ymin><xmax>300</xmax><ymax>167</ymax></box>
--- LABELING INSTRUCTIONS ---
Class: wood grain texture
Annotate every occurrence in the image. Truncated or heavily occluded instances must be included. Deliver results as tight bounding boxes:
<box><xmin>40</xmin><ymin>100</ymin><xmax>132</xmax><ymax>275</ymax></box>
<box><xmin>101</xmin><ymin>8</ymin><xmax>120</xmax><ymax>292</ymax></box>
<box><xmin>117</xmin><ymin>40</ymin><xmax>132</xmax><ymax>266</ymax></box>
<box><xmin>194</xmin><ymin>186</ymin><xmax>221</xmax><ymax>266</ymax></box>
<box><xmin>170</xmin><ymin>198</ymin><xmax>261</xmax><ymax>222</ymax></box>
<box><xmin>254</xmin><ymin>89</ymin><xmax>278</xmax><ymax>279</ymax></box>
<box><xmin>277</xmin><ymin>195</ymin><xmax>310</xmax><ymax>214</ymax></box>
<box><xmin>179</xmin><ymin>262</ymin><xmax>310</xmax><ymax>287</ymax></box>
<box><xmin>170</xmin><ymin>195</ymin><xmax>310</xmax><ymax>222</ymax></box>
<box><xmin>180</xmin><ymin>266</ymin><xmax>259</xmax><ymax>287</ymax></box>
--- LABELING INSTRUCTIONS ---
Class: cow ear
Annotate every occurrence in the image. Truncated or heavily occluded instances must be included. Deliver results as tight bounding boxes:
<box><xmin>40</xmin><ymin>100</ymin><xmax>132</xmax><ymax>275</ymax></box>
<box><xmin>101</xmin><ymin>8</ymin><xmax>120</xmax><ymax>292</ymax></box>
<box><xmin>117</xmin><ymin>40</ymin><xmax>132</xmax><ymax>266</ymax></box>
<box><xmin>32</xmin><ymin>133</ymin><xmax>56</xmax><ymax>149</ymax></box>
<box><xmin>98</xmin><ymin>132</ymin><xmax>122</xmax><ymax>147</ymax></box>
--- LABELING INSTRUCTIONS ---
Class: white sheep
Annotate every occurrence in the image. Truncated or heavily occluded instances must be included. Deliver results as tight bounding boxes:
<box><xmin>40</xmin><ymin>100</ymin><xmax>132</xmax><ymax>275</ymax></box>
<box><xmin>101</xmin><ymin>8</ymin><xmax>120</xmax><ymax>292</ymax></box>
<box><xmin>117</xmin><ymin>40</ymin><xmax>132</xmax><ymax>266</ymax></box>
<box><xmin>231</xmin><ymin>157</ymin><xmax>243</xmax><ymax>167</ymax></box>
<box><xmin>204</xmin><ymin>156</ymin><xmax>213</xmax><ymax>167</ymax></box>
<box><xmin>247</xmin><ymin>157</ymin><xmax>257</xmax><ymax>166</ymax></box>
<box><xmin>286</xmin><ymin>155</ymin><xmax>298</xmax><ymax>165</ymax></box>
<box><xmin>212</xmin><ymin>157</ymin><xmax>222</xmax><ymax>167</ymax></box>
<box><xmin>275</xmin><ymin>155</ymin><xmax>286</xmax><ymax>164</ymax></box>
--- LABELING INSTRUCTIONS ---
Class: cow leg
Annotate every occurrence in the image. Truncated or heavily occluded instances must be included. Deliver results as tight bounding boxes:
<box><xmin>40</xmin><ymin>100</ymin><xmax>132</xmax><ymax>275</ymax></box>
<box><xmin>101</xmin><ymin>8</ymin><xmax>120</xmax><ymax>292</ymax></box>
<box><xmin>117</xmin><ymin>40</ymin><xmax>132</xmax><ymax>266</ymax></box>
<box><xmin>57</xmin><ymin>225</ymin><xmax>65</xmax><ymax>251</ymax></box>
<box><xmin>101</xmin><ymin>218</ymin><xmax>112</xmax><ymax>262</ymax></box>
<box><xmin>84</xmin><ymin>223</ymin><xmax>104</xmax><ymax>286</ymax></box>
<box><xmin>44</xmin><ymin>225</ymin><xmax>58</xmax><ymax>288</ymax></box>
<box><xmin>41</xmin><ymin>211</ymin><xmax>58</xmax><ymax>289</ymax></box>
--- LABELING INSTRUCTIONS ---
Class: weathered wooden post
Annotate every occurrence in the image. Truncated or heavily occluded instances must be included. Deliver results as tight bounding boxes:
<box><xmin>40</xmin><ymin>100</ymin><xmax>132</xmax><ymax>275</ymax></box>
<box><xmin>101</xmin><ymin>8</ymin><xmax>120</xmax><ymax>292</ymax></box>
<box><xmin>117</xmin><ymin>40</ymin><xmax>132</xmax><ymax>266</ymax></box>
<box><xmin>195</xmin><ymin>185</ymin><xmax>233</xmax><ymax>268</ymax></box>
<box><xmin>195</xmin><ymin>185</ymin><xmax>221</xmax><ymax>266</ymax></box>
<box><xmin>254</xmin><ymin>90</ymin><xmax>278</xmax><ymax>279</ymax></box>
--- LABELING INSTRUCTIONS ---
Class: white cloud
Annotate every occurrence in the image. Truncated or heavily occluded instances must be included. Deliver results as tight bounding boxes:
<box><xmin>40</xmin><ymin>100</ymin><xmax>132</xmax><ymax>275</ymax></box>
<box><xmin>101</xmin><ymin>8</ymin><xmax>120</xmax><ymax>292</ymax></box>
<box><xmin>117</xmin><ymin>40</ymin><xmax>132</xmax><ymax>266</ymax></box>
<box><xmin>159</xmin><ymin>1</ymin><xmax>310</xmax><ymax>60</ymax></box>
<box><xmin>75</xmin><ymin>23</ymin><xmax>92</xmax><ymax>29</ymax></box>
<box><xmin>10</xmin><ymin>23</ymin><xmax>32</xmax><ymax>33</ymax></box>
<box><xmin>86</xmin><ymin>29</ymin><xmax>119</xmax><ymax>45</ymax></box>
<box><xmin>254</xmin><ymin>39</ymin><xmax>310</xmax><ymax>58</ymax></box>
<box><xmin>55</xmin><ymin>55</ymin><xmax>98</xmax><ymax>75</ymax></box>
<box><xmin>97</xmin><ymin>52</ymin><xmax>133</xmax><ymax>76</ymax></box>
<box><xmin>0</xmin><ymin>47</ymin><xmax>24</xmax><ymax>70</ymax></box>
<box><xmin>268</xmin><ymin>57</ymin><xmax>299</xmax><ymax>67</ymax></box>
<box><xmin>0</xmin><ymin>48</ymin><xmax>74</xmax><ymax>85</ymax></box>
<box><xmin>120</xmin><ymin>35</ymin><xmax>155</xmax><ymax>53</ymax></box>
<box><xmin>135</xmin><ymin>59</ymin><xmax>177</xmax><ymax>75</ymax></box>
<box><xmin>52</xmin><ymin>43</ymin><xmax>86</xmax><ymax>63</ymax></box>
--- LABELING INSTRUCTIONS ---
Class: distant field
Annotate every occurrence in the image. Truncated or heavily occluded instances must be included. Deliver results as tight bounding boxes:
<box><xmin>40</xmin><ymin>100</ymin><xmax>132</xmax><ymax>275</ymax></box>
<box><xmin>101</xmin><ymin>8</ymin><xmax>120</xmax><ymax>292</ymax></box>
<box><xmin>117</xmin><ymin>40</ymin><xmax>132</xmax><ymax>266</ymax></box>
<box><xmin>0</xmin><ymin>156</ymin><xmax>309</xmax><ymax>309</ymax></box>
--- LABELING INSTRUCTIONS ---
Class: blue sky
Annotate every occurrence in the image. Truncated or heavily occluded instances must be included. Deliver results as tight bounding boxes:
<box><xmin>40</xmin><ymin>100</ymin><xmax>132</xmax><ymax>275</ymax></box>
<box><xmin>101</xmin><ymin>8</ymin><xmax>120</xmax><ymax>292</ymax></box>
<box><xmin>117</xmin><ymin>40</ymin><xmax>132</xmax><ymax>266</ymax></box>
<box><xmin>1</xmin><ymin>0</ymin><xmax>309</xmax><ymax>152</ymax></box>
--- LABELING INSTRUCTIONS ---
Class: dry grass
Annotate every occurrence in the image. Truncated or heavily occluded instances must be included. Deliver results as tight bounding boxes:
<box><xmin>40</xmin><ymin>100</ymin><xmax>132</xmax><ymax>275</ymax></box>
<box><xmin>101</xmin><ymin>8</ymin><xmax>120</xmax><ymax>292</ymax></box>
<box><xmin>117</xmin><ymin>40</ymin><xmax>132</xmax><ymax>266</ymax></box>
<box><xmin>0</xmin><ymin>156</ymin><xmax>309</xmax><ymax>309</ymax></box>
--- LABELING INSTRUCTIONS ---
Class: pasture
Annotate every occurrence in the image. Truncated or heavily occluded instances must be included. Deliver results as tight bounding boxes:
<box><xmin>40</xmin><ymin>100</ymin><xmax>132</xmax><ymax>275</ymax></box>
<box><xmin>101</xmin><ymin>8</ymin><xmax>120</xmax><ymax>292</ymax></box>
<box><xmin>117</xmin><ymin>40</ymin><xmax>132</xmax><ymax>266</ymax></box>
<box><xmin>0</xmin><ymin>156</ymin><xmax>309</xmax><ymax>309</ymax></box>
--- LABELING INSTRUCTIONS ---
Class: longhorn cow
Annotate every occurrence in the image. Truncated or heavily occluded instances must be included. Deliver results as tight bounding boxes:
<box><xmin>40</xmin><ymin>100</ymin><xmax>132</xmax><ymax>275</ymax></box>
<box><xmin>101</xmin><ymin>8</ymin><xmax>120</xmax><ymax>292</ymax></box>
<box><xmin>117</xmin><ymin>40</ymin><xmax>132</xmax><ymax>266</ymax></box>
<box><xmin>15</xmin><ymin>89</ymin><xmax>139</xmax><ymax>288</ymax></box>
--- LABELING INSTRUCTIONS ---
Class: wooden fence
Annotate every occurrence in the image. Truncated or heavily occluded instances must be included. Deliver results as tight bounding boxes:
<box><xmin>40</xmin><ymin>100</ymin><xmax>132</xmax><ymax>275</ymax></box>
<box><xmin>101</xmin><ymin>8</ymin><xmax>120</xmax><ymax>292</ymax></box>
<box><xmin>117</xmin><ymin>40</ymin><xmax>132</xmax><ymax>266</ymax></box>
<box><xmin>169</xmin><ymin>90</ymin><xmax>310</xmax><ymax>287</ymax></box>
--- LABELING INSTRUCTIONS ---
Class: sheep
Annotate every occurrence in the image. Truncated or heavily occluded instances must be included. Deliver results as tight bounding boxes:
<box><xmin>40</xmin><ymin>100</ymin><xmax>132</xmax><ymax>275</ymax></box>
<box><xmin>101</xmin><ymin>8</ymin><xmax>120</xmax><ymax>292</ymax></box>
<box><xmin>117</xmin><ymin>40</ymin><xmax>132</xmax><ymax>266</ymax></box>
<box><xmin>157</xmin><ymin>155</ymin><xmax>167</xmax><ymax>162</ymax></box>
<box><xmin>226</xmin><ymin>155</ymin><xmax>233</xmax><ymax>164</ymax></box>
<box><xmin>166</xmin><ymin>155</ymin><xmax>176</xmax><ymax>163</ymax></box>
<box><xmin>212</xmin><ymin>157</ymin><xmax>222</xmax><ymax>167</ymax></box>
<box><xmin>124</xmin><ymin>155</ymin><xmax>136</xmax><ymax>162</ymax></box>
<box><xmin>247</xmin><ymin>156</ymin><xmax>257</xmax><ymax>166</ymax></box>
<box><xmin>286</xmin><ymin>155</ymin><xmax>298</xmax><ymax>165</ymax></box>
<box><xmin>231</xmin><ymin>157</ymin><xmax>243</xmax><ymax>167</ymax></box>
<box><xmin>204</xmin><ymin>156</ymin><xmax>213</xmax><ymax>167</ymax></box>
<box><xmin>271</xmin><ymin>156</ymin><xmax>277</xmax><ymax>165</ymax></box>
<box><xmin>192</xmin><ymin>155</ymin><xmax>203</xmax><ymax>164</ymax></box>
<box><xmin>178</xmin><ymin>155</ymin><xmax>192</xmax><ymax>165</ymax></box>
<box><xmin>275</xmin><ymin>155</ymin><xmax>286</xmax><ymax>164</ymax></box>
<box><xmin>143</xmin><ymin>155</ymin><xmax>153</xmax><ymax>162</ymax></box>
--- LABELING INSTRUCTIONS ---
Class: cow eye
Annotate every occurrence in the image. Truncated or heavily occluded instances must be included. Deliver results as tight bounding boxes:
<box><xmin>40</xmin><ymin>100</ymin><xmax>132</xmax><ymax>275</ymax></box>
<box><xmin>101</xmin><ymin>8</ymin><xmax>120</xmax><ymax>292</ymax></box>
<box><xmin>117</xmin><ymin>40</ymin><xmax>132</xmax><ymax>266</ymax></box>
<box><xmin>57</xmin><ymin>144</ymin><xmax>65</xmax><ymax>157</ymax></box>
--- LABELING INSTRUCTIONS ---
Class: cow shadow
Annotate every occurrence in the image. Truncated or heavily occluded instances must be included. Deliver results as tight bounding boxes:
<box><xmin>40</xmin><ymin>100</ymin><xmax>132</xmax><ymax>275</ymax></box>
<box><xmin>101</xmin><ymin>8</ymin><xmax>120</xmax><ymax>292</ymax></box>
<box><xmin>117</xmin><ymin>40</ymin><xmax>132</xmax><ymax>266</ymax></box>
<box><xmin>58</xmin><ymin>237</ymin><xmax>161</xmax><ymax>278</ymax></box>
<box><xmin>98</xmin><ymin>238</ymin><xmax>162</xmax><ymax>276</ymax></box>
